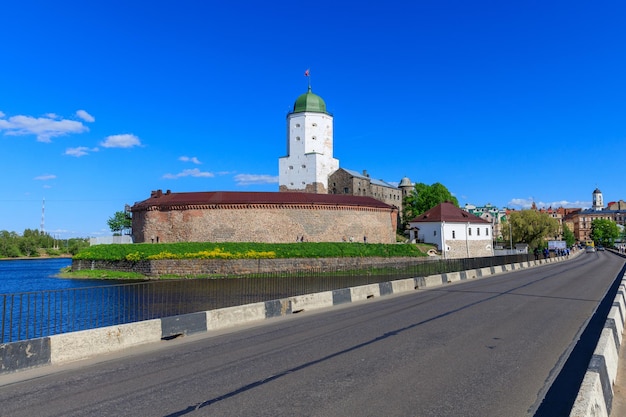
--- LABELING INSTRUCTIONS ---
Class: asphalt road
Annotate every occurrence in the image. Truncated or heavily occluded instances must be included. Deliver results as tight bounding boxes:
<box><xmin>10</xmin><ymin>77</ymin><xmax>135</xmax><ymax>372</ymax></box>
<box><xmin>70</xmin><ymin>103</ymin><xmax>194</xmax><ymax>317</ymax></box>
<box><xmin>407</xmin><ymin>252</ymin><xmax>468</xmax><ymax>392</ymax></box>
<box><xmin>0</xmin><ymin>251</ymin><xmax>624</xmax><ymax>417</ymax></box>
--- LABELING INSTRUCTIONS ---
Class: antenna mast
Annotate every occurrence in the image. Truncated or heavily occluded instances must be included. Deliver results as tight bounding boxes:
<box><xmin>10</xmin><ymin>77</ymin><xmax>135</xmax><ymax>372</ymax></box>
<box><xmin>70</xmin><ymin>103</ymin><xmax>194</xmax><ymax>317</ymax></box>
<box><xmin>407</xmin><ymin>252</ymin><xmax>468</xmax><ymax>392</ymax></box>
<box><xmin>41</xmin><ymin>198</ymin><xmax>45</xmax><ymax>233</ymax></box>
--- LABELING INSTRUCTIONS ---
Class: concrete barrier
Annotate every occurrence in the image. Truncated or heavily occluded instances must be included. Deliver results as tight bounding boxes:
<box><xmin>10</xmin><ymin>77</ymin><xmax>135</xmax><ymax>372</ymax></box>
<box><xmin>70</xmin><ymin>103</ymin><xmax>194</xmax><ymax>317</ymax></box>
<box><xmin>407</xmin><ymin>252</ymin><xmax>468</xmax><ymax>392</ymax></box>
<box><xmin>350</xmin><ymin>283</ymin><xmax>380</xmax><ymax>301</ymax></box>
<box><xmin>289</xmin><ymin>291</ymin><xmax>334</xmax><ymax>313</ymax></box>
<box><xmin>50</xmin><ymin>320</ymin><xmax>162</xmax><ymax>364</ymax></box>
<box><xmin>570</xmin><ymin>274</ymin><xmax>626</xmax><ymax>417</ymax></box>
<box><xmin>206</xmin><ymin>302</ymin><xmax>266</xmax><ymax>331</ymax></box>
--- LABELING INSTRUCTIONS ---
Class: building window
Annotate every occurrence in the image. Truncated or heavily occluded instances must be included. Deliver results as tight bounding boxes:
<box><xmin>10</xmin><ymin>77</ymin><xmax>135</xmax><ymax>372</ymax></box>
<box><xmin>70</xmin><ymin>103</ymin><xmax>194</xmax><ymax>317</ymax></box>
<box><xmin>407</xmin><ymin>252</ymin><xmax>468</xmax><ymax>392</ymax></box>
<box><xmin>434</xmin><ymin>230</ymin><xmax>437</xmax><ymax>236</ymax></box>
<box><xmin>296</xmin><ymin>123</ymin><xmax>300</xmax><ymax>127</ymax></box>
<box><xmin>302</xmin><ymin>164</ymin><xmax>306</xmax><ymax>168</ymax></box>
<box><xmin>468</xmin><ymin>228</ymin><xmax>472</xmax><ymax>236</ymax></box>
<box><xmin>288</xmin><ymin>166</ymin><xmax>293</xmax><ymax>170</ymax></box>
<box><xmin>486</xmin><ymin>228</ymin><xmax>489</xmax><ymax>236</ymax></box>
<box><xmin>296</xmin><ymin>136</ymin><xmax>301</xmax><ymax>141</ymax></box>
<box><xmin>312</xmin><ymin>136</ymin><xmax>317</xmax><ymax>140</ymax></box>
<box><xmin>477</xmin><ymin>228</ymin><xmax>480</xmax><ymax>236</ymax></box>
<box><xmin>344</xmin><ymin>187</ymin><xmax>349</xmax><ymax>193</ymax></box>
<box><xmin>312</xmin><ymin>123</ymin><xmax>317</xmax><ymax>127</ymax></box>
<box><xmin>452</xmin><ymin>230</ymin><xmax>456</xmax><ymax>239</ymax></box>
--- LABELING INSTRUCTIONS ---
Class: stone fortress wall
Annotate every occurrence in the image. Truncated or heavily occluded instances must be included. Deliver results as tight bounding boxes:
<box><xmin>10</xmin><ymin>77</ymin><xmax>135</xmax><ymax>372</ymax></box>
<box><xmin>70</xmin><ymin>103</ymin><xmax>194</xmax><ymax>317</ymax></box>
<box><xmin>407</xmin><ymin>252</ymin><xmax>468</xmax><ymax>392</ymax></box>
<box><xmin>132</xmin><ymin>203</ymin><xmax>397</xmax><ymax>244</ymax></box>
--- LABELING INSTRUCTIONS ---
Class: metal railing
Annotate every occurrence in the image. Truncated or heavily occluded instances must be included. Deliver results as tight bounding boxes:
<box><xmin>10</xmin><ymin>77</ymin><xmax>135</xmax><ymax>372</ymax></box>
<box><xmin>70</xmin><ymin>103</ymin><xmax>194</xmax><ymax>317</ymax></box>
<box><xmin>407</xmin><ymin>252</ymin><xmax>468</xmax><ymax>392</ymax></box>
<box><xmin>1</xmin><ymin>253</ymin><xmax>543</xmax><ymax>343</ymax></box>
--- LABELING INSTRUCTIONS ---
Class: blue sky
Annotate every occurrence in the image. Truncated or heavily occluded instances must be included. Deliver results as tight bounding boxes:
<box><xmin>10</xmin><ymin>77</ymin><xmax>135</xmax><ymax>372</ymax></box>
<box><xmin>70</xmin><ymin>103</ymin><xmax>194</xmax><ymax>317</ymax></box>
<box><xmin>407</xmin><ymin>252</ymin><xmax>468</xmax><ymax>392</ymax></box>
<box><xmin>1</xmin><ymin>1</ymin><xmax>625</xmax><ymax>238</ymax></box>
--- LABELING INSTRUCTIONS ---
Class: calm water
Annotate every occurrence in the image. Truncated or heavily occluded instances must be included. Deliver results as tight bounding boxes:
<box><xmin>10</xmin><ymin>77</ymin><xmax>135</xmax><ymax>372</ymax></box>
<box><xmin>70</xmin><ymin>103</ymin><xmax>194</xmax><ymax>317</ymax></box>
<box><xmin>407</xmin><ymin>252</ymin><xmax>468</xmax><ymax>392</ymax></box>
<box><xmin>0</xmin><ymin>258</ymin><xmax>146</xmax><ymax>342</ymax></box>
<box><xmin>0</xmin><ymin>258</ymin><xmax>124</xmax><ymax>294</ymax></box>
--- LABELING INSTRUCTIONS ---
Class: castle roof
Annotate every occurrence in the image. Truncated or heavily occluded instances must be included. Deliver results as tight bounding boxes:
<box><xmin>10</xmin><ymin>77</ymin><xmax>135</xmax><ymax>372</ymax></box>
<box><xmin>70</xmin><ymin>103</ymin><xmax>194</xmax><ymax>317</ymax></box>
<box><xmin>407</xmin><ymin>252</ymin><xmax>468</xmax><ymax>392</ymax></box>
<box><xmin>409</xmin><ymin>201</ymin><xmax>490</xmax><ymax>224</ymax></box>
<box><xmin>132</xmin><ymin>190</ymin><xmax>395</xmax><ymax>211</ymax></box>
<box><xmin>291</xmin><ymin>86</ymin><xmax>329</xmax><ymax>114</ymax></box>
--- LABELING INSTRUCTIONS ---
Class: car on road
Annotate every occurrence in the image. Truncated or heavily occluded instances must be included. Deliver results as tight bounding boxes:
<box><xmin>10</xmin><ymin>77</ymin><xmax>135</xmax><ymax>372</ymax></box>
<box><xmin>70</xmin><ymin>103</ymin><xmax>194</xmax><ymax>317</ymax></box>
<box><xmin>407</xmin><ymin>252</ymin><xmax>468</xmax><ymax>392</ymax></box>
<box><xmin>585</xmin><ymin>246</ymin><xmax>596</xmax><ymax>253</ymax></box>
<box><xmin>597</xmin><ymin>246</ymin><xmax>605</xmax><ymax>251</ymax></box>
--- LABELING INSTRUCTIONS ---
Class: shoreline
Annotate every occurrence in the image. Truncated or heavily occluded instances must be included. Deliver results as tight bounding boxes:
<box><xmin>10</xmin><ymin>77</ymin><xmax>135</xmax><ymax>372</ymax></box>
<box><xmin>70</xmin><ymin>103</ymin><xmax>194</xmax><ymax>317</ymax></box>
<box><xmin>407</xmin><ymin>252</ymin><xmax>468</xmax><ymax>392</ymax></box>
<box><xmin>0</xmin><ymin>255</ymin><xmax>72</xmax><ymax>261</ymax></box>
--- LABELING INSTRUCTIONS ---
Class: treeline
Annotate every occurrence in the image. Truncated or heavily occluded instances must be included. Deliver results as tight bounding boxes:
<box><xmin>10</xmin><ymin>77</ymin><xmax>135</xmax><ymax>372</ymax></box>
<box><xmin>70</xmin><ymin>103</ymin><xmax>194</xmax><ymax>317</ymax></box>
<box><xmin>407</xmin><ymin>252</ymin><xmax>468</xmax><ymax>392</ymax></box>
<box><xmin>0</xmin><ymin>229</ymin><xmax>90</xmax><ymax>258</ymax></box>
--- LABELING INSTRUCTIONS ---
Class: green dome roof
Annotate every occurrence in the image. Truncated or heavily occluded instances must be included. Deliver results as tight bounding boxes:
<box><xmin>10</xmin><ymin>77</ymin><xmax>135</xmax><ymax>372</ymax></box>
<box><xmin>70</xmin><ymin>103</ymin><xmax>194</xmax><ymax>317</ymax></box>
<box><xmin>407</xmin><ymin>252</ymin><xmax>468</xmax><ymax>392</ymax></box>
<box><xmin>292</xmin><ymin>86</ymin><xmax>329</xmax><ymax>114</ymax></box>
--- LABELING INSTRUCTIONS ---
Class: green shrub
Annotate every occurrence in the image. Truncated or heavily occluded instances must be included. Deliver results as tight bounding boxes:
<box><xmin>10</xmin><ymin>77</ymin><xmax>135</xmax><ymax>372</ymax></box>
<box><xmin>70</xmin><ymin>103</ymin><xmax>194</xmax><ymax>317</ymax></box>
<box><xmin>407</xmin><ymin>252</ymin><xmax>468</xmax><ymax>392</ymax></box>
<box><xmin>74</xmin><ymin>242</ymin><xmax>426</xmax><ymax>261</ymax></box>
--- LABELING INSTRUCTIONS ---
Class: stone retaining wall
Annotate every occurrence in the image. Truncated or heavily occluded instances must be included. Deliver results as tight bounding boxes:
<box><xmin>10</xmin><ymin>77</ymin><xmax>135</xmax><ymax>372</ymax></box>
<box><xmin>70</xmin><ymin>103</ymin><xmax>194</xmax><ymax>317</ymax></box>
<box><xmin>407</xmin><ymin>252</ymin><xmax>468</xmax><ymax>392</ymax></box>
<box><xmin>72</xmin><ymin>256</ymin><xmax>428</xmax><ymax>277</ymax></box>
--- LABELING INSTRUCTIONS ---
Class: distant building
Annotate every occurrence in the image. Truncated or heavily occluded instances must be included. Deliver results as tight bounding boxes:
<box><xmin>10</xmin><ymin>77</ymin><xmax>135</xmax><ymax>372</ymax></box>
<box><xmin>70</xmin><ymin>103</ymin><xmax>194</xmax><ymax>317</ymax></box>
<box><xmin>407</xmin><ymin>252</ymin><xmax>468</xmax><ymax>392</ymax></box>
<box><xmin>463</xmin><ymin>203</ymin><xmax>507</xmax><ymax>239</ymax></box>
<box><xmin>408</xmin><ymin>202</ymin><xmax>494</xmax><ymax>258</ymax></box>
<box><xmin>563</xmin><ymin>188</ymin><xmax>626</xmax><ymax>242</ymax></box>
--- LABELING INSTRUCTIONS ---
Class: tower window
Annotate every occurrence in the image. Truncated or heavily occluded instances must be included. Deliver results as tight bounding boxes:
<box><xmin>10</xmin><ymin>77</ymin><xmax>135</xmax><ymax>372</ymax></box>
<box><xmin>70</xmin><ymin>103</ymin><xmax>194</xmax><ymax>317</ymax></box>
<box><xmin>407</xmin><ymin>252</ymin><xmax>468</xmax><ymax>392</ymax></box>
<box><xmin>289</xmin><ymin>166</ymin><xmax>293</xmax><ymax>170</ymax></box>
<box><xmin>296</xmin><ymin>136</ymin><xmax>301</xmax><ymax>141</ymax></box>
<box><xmin>312</xmin><ymin>136</ymin><xmax>317</xmax><ymax>140</ymax></box>
<box><xmin>301</xmin><ymin>164</ymin><xmax>306</xmax><ymax>168</ymax></box>
<box><xmin>296</xmin><ymin>123</ymin><xmax>300</xmax><ymax>127</ymax></box>
<box><xmin>312</xmin><ymin>123</ymin><xmax>317</xmax><ymax>127</ymax></box>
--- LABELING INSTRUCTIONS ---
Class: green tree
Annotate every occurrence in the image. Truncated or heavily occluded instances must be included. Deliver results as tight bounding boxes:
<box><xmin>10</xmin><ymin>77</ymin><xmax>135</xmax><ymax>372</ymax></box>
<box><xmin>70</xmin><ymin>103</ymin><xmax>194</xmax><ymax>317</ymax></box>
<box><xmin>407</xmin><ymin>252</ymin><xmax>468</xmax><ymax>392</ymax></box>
<box><xmin>107</xmin><ymin>211</ymin><xmax>132</xmax><ymax>236</ymax></box>
<box><xmin>19</xmin><ymin>236</ymin><xmax>39</xmax><ymax>257</ymax></box>
<box><xmin>403</xmin><ymin>182</ymin><xmax>459</xmax><ymax>225</ymax></box>
<box><xmin>591</xmin><ymin>218</ymin><xmax>620</xmax><ymax>247</ymax></box>
<box><xmin>67</xmin><ymin>238</ymin><xmax>90</xmax><ymax>255</ymax></box>
<box><xmin>562</xmin><ymin>224</ymin><xmax>576</xmax><ymax>248</ymax></box>
<box><xmin>501</xmin><ymin>210</ymin><xmax>559</xmax><ymax>249</ymax></box>
<box><xmin>0</xmin><ymin>230</ymin><xmax>21</xmax><ymax>257</ymax></box>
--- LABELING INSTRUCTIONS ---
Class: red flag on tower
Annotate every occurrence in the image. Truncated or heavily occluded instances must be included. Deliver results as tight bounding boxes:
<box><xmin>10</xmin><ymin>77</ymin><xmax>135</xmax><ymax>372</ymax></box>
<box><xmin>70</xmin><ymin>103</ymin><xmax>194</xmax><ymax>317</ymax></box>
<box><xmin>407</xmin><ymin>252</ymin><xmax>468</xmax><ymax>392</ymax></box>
<box><xmin>304</xmin><ymin>69</ymin><xmax>310</xmax><ymax>77</ymax></box>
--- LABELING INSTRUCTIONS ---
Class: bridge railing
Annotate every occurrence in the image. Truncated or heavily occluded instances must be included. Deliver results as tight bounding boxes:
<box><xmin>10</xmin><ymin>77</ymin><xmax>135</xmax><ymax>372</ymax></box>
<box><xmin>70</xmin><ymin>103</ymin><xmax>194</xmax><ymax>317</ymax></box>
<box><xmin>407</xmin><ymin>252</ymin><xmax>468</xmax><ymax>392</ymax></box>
<box><xmin>1</xmin><ymin>253</ymin><xmax>542</xmax><ymax>343</ymax></box>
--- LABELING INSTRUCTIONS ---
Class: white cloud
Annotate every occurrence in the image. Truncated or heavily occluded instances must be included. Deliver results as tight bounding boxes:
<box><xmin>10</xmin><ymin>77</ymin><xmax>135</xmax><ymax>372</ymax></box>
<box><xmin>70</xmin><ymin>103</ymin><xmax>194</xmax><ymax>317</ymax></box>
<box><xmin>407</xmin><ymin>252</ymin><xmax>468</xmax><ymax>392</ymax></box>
<box><xmin>0</xmin><ymin>113</ymin><xmax>89</xmax><ymax>142</ymax></box>
<box><xmin>76</xmin><ymin>110</ymin><xmax>95</xmax><ymax>122</ymax></box>
<box><xmin>179</xmin><ymin>156</ymin><xmax>202</xmax><ymax>164</ymax></box>
<box><xmin>507</xmin><ymin>198</ymin><xmax>591</xmax><ymax>209</ymax></box>
<box><xmin>34</xmin><ymin>174</ymin><xmax>56</xmax><ymax>181</ymax></box>
<box><xmin>101</xmin><ymin>134</ymin><xmax>141</xmax><ymax>148</ymax></box>
<box><xmin>65</xmin><ymin>146</ymin><xmax>99</xmax><ymax>157</ymax></box>
<box><xmin>234</xmin><ymin>174</ymin><xmax>279</xmax><ymax>186</ymax></box>
<box><xmin>162</xmin><ymin>168</ymin><xmax>215</xmax><ymax>179</ymax></box>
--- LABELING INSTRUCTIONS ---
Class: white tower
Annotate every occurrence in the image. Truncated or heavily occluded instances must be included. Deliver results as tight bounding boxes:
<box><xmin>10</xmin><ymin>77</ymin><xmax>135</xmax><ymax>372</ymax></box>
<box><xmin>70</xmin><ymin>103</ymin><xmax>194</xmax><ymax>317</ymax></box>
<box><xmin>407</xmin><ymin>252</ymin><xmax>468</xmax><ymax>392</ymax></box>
<box><xmin>279</xmin><ymin>86</ymin><xmax>339</xmax><ymax>193</ymax></box>
<box><xmin>592</xmin><ymin>188</ymin><xmax>603</xmax><ymax>211</ymax></box>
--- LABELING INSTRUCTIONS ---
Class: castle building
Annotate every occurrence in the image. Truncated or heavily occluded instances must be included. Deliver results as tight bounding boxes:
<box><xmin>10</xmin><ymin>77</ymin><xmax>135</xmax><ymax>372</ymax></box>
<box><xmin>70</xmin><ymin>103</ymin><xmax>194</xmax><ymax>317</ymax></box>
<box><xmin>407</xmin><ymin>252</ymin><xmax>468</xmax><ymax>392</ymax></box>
<box><xmin>278</xmin><ymin>85</ymin><xmax>410</xmax><ymax>214</ymax></box>
<box><xmin>278</xmin><ymin>86</ymin><xmax>339</xmax><ymax>194</ymax></box>
<box><xmin>130</xmin><ymin>84</ymin><xmax>400</xmax><ymax>244</ymax></box>
<box><xmin>329</xmin><ymin>168</ymin><xmax>402</xmax><ymax>209</ymax></box>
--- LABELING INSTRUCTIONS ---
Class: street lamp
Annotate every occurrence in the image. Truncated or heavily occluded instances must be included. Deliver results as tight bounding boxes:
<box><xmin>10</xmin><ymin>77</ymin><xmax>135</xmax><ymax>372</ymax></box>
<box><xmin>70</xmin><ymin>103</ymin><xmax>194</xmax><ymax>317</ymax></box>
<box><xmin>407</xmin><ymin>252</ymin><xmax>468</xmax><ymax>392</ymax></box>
<box><xmin>509</xmin><ymin>221</ymin><xmax>513</xmax><ymax>255</ymax></box>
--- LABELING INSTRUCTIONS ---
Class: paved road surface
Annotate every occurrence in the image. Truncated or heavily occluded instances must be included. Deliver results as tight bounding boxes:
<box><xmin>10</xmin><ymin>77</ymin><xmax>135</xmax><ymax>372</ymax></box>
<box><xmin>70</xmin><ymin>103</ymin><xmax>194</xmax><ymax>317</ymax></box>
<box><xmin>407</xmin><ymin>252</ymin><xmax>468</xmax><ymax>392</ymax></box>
<box><xmin>0</xmin><ymin>252</ymin><xmax>623</xmax><ymax>417</ymax></box>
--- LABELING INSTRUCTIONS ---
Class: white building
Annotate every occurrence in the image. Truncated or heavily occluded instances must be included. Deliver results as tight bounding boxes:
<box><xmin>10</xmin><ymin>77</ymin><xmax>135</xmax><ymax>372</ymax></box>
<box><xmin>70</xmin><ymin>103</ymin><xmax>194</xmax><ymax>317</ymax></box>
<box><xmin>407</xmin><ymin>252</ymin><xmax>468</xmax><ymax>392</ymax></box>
<box><xmin>408</xmin><ymin>202</ymin><xmax>494</xmax><ymax>258</ymax></box>
<box><xmin>278</xmin><ymin>86</ymin><xmax>339</xmax><ymax>194</ymax></box>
